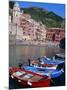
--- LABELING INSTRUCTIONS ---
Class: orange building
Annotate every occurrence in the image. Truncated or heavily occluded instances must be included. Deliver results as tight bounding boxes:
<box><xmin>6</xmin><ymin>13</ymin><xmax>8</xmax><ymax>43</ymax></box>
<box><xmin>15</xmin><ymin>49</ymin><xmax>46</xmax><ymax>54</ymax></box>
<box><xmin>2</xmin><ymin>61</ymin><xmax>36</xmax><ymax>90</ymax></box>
<box><xmin>46</xmin><ymin>28</ymin><xmax>65</xmax><ymax>42</ymax></box>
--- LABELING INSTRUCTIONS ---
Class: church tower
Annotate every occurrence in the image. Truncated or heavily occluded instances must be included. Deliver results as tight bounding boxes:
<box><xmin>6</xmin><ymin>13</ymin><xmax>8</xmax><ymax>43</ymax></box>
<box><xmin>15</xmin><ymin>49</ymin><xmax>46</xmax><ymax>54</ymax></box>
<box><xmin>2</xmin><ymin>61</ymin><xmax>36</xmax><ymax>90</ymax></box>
<box><xmin>13</xmin><ymin>2</ymin><xmax>20</xmax><ymax>25</ymax></box>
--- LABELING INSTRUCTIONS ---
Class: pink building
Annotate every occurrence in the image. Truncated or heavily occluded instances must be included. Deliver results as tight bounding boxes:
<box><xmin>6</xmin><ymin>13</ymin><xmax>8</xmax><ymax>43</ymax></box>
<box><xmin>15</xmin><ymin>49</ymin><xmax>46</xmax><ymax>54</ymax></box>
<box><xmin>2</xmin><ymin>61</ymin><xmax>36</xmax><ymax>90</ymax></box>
<box><xmin>20</xmin><ymin>14</ymin><xmax>47</xmax><ymax>41</ymax></box>
<box><xmin>46</xmin><ymin>28</ymin><xmax>65</xmax><ymax>42</ymax></box>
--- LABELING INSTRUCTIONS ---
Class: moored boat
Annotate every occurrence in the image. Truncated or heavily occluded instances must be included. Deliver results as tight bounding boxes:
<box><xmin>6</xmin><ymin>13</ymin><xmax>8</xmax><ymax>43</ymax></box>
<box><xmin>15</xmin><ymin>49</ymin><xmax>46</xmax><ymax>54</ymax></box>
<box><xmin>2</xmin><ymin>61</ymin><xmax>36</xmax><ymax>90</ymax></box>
<box><xmin>23</xmin><ymin>66</ymin><xmax>64</xmax><ymax>78</ymax></box>
<box><xmin>40</xmin><ymin>56</ymin><xmax>64</xmax><ymax>65</ymax></box>
<box><xmin>27</xmin><ymin>54</ymin><xmax>64</xmax><ymax>71</ymax></box>
<box><xmin>9</xmin><ymin>67</ymin><xmax>51</xmax><ymax>88</ymax></box>
<box><xmin>55</xmin><ymin>53</ymin><xmax>65</xmax><ymax>59</ymax></box>
<box><xmin>38</xmin><ymin>55</ymin><xmax>64</xmax><ymax>70</ymax></box>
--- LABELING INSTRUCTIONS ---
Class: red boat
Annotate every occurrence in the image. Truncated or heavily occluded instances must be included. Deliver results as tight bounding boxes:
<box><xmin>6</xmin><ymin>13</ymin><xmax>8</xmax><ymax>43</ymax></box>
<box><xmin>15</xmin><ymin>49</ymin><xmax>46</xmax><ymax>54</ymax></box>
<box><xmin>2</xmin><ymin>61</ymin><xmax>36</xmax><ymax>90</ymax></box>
<box><xmin>9</xmin><ymin>67</ymin><xmax>51</xmax><ymax>88</ymax></box>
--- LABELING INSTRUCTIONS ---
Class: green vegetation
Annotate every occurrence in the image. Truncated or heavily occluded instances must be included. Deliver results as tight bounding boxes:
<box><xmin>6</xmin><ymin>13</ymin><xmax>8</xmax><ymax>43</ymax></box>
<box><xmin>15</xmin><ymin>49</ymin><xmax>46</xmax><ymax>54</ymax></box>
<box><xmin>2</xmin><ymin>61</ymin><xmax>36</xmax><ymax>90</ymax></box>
<box><xmin>22</xmin><ymin>7</ymin><xmax>64</xmax><ymax>28</ymax></box>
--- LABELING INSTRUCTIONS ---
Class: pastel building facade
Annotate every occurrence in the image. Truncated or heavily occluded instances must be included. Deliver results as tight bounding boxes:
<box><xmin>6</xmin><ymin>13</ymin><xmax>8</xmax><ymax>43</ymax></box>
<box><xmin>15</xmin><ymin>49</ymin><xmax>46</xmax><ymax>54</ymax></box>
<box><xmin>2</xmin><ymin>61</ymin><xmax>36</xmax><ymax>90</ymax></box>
<box><xmin>9</xmin><ymin>2</ymin><xmax>47</xmax><ymax>41</ymax></box>
<box><xmin>46</xmin><ymin>28</ymin><xmax>65</xmax><ymax>42</ymax></box>
<box><xmin>9</xmin><ymin>2</ymin><xmax>65</xmax><ymax>42</ymax></box>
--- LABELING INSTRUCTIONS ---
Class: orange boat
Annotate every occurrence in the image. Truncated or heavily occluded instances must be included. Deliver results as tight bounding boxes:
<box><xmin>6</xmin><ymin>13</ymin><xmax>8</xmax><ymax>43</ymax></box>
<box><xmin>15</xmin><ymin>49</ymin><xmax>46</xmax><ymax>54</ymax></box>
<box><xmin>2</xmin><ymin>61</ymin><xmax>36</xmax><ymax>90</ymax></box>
<box><xmin>9</xmin><ymin>67</ymin><xmax>51</xmax><ymax>88</ymax></box>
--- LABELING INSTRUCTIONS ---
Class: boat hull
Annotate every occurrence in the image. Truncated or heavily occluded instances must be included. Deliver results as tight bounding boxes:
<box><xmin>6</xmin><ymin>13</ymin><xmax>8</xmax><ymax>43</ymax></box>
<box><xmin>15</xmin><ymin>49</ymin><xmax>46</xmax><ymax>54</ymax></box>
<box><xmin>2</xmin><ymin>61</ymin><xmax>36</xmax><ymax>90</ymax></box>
<box><xmin>15</xmin><ymin>78</ymin><xmax>51</xmax><ymax>88</ymax></box>
<box><xmin>9</xmin><ymin>67</ymin><xmax>51</xmax><ymax>88</ymax></box>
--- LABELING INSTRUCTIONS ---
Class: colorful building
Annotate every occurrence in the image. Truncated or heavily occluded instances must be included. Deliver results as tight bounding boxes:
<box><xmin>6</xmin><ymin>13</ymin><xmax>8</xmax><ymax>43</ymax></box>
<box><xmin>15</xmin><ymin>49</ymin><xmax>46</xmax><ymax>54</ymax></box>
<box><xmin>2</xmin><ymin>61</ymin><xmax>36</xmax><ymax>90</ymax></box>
<box><xmin>46</xmin><ymin>28</ymin><xmax>65</xmax><ymax>42</ymax></box>
<box><xmin>20</xmin><ymin>15</ymin><xmax>47</xmax><ymax>41</ymax></box>
<box><xmin>9</xmin><ymin>2</ymin><xmax>47</xmax><ymax>41</ymax></box>
<box><xmin>9</xmin><ymin>2</ymin><xmax>65</xmax><ymax>42</ymax></box>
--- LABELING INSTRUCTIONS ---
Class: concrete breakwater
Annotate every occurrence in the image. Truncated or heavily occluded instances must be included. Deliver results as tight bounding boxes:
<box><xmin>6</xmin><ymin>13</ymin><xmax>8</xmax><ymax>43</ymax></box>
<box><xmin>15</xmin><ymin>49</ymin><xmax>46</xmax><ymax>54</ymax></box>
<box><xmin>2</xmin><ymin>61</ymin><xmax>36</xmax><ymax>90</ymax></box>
<box><xmin>9</xmin><ymin>40</ymin><xmax>59</xmax><ymax>47</ymax></box>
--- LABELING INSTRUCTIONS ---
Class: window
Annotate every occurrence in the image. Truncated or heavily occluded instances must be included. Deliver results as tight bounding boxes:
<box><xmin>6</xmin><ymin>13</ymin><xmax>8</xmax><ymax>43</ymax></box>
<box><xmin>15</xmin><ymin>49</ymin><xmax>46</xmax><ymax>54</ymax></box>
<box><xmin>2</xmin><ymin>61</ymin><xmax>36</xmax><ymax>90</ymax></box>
<box><xmin>28</xmin><ymin>33</ymin><xmax>30</xmax><ymax>35</ymax></box>
<box><xmin>23</xmin><ymin>32</ymin><xmax>25</xmax><ymax>34</ymax></box>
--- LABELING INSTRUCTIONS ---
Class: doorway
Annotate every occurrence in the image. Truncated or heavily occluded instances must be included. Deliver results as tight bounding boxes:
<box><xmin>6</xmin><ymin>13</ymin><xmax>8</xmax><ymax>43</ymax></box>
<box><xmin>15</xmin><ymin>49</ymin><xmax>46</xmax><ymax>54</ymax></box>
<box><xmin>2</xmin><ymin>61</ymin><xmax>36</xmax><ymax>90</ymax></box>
<box><xmin>52</xmin><ymin>33</ymin><xmax>55</xmax><ymax>41</ymax></box>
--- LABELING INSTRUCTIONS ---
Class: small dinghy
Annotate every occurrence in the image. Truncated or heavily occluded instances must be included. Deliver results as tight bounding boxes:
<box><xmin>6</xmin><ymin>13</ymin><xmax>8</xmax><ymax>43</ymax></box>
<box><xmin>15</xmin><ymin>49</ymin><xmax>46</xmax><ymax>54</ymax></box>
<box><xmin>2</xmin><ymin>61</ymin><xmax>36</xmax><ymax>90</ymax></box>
<box><xmin>9</xmin><ymin>67</ymin><xmax>51</xmax><ymax>88</ymax></box>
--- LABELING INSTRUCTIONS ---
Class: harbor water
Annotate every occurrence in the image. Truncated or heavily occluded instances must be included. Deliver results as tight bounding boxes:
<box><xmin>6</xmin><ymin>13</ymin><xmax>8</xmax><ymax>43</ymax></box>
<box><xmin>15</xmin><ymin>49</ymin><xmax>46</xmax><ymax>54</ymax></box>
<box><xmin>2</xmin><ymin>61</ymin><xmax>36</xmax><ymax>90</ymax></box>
<box><xmin>9</xmin><ymin>43</ymin><xmax>64</xmax><ymax>67</ymax></box>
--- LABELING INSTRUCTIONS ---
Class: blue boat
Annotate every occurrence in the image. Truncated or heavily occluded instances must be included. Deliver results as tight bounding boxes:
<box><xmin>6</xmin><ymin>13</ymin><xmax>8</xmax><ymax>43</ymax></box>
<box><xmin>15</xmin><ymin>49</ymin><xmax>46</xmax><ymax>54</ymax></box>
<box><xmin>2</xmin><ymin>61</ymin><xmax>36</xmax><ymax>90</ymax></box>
<box><xmin>27</xmin><ymin>56</ymin><xmax>64</xmax><ymax>70</ymax></box>
<box><xmin>40</xmin><ymin>56</ymin><xmax>64</xmax><ymax>65</ymax></box>
<box><xmin>22</xmin><ymin>66</ymin><xmax>64</xmax><ymax>78</ymax></box>
<box><xmin>21</xmin><ymin>54</ymin><xmax>65</xmax><ymax>79</ymax></box>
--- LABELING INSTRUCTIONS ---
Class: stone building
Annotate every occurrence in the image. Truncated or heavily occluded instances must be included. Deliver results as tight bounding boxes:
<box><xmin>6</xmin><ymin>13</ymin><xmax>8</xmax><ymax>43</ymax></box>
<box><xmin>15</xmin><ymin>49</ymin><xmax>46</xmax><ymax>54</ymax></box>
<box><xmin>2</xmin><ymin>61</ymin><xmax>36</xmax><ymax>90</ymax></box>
<box><xmin>13</xmin><ymin>2</ymin><xmax>21</xmax><ymax>25</ymax></box>
<box><xmin>9</xmin><ymin>2</ymin><xmax>23</xmax><ymax>41</ymax></box>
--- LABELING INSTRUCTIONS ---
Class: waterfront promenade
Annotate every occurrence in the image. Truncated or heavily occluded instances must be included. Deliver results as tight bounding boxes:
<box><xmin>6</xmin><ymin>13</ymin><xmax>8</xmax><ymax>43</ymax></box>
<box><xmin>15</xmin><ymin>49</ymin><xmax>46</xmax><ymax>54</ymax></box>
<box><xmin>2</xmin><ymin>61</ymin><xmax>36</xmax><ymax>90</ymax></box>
<box><xmin>9</xmin><ymin>40</ymin><xmax>59</xmax><ymax>46</ymax></box>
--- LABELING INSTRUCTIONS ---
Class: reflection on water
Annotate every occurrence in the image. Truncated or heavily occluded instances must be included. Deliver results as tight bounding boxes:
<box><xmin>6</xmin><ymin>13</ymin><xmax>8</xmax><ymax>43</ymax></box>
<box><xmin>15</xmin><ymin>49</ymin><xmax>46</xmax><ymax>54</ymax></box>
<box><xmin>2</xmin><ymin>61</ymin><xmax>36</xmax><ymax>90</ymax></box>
<box><xmin>9</xmin><ymin>45</ymin><xmax>64</xmax><ymax>67</ymax></box>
